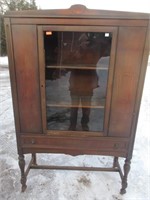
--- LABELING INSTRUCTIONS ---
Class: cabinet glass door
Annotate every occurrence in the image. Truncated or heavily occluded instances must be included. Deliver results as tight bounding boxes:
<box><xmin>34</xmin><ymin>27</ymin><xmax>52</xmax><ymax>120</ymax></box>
<box><xmin>41</xmin><ymin>27</ymin><xmax>116</xmax><ymax>134</ymax></box>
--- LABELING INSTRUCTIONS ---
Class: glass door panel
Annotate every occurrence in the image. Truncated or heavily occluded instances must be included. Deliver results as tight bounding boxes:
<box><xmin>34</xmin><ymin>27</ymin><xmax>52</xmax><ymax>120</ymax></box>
<box><xmin>44</xmin><ymin>30</ymin><xmax>112</xmax><ymax>133</ymax></box>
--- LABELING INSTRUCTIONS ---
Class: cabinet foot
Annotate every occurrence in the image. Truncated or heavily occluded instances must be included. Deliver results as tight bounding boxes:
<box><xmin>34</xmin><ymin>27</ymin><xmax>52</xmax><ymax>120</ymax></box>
<box><xmin>18</xmin><ymin>154</ymin><xmax>27</xmax><ymax>192</ymax></box>
<box><xmin>120</xmin><ymin>158</ymin><xmax>131</xmax><ymax>195</ymax></box>
<box><xmin>21</xmin><ymin>184</ymin><xmax>27</xmax><ymax>192</ymax></box>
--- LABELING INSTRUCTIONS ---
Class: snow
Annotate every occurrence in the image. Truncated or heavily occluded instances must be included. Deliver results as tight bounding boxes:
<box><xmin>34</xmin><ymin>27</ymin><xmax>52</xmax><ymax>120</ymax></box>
<box><xmin>0</xmin><ymin>56</ymin><xmax>8</xmax><ymax>66</ymax></box>
<box><xmin>0</xmin><ymin>58</ymin><xmax>150</xmax><ymax>199</ymax></box>
<box><xmin>36</xmin><ymin>0</ymin><xmax>150</xmax><ymax>13</ymax></box>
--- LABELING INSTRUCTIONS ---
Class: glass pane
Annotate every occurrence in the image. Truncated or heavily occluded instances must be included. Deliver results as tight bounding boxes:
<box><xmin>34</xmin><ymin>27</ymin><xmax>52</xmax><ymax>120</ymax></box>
<box><xmin>44</xmin><ymin>31</ymin><xmax>112</xmax><ymax>132</ymax></box>
<box><xmin>47</xmin><ymin>107</ymin><xmax>104</xmax><ymax>132</ymax></box>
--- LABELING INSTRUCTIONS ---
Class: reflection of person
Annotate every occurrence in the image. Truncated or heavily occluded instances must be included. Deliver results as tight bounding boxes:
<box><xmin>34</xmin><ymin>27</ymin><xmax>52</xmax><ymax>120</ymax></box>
<box><xmin>44</xmin><ymin>31</ymin><xmax>112</xmax><ymax>131</ymax></box>
<box><xmin>69</xmin><ymin>69</ymin><xmax>99</xmax><ymax>131</ymax></box>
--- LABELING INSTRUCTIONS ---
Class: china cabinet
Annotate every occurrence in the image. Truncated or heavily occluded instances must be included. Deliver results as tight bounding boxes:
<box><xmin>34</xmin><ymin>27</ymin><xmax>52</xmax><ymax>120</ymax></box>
<box><xmin>4</xmin><ymin>5</ymin><xmax>150</xmax><ymax>194</ymax></box>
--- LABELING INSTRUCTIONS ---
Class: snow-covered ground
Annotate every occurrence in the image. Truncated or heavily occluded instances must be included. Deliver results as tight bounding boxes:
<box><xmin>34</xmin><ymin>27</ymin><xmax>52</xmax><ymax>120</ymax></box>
<box><xmin>0</xmin><ymin>57</ymin><xmax>150</xmax><ymax>200</ymax></box>
<box><xmin>0</xmin><ymin>56</ymin><xmax>8</xmax><ymax>66</ymax></box>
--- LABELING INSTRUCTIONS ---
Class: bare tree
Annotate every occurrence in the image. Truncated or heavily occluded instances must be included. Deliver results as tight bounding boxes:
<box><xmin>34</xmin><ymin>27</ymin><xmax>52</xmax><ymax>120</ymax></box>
<box><xmin>0</xmin><ymin>0</ymin><xmax>37</xmax><ymax>56</ymax></box>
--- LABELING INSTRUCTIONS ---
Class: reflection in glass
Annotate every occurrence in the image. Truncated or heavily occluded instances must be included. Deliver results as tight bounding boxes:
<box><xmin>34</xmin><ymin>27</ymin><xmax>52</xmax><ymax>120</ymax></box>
<box><xmin>44</xmin><ymin>31</ymin><xmax>112</xmax><ymax>132</ymax></box>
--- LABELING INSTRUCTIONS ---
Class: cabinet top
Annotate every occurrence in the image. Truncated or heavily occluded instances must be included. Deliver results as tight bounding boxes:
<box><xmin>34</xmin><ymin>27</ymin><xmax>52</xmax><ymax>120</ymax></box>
<box><xmin>4</xmin><ymin>4</ymin><xmax>150</xmax><ymax>20</ymax></box>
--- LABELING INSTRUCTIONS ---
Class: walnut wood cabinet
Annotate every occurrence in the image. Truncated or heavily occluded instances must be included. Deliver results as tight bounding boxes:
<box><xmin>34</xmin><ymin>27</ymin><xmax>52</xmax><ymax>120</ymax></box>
<box><xmin>4</xmin><ymin>5</ymin><xmax>150</xmax><ymax>194</ymax></box>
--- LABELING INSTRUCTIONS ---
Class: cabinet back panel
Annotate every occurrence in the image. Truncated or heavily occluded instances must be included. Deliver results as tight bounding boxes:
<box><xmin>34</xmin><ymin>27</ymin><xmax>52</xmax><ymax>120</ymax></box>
<box><xmin>109</xmin><ymin>27</ymin><xmax>147</xmax><ymax>137</ymax></box>
<box><xmin>12</xmin><ymin>25</ymin><xmax>42</xmax><ymax>133</ymax></box>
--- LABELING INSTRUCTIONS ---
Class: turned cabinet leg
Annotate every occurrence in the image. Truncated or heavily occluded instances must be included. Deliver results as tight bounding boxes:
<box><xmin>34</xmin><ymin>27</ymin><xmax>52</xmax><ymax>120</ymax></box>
<box><xmin>120</xmin><ymin>158</ymin><xmax>131</xmax><ymax>194</ymax></box>
<box><xmin>113</xmin><ymin>157</ymin><xmax>118</xmax><ymax>168</ymax></box>
<box><xmin>32</xmin><ymin>153</ymin><xmax>37</xmax><ymax>165</ymax></box>
<box><xmin>18</xmin><ymin>154</ymin><xmax>27</xmax><ymax>192</ymax></box>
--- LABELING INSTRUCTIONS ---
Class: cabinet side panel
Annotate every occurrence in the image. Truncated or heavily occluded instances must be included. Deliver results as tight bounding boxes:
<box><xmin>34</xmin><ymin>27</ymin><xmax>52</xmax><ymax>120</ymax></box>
<box><xmin>109</xmin><ymin>27</ymin><xmax>147</xmax><ymax>137</ymax></box>
<box><xmin>12</xmin><ymin>25</ymin><xmax>42</xmax><ymax>133</ymax></box>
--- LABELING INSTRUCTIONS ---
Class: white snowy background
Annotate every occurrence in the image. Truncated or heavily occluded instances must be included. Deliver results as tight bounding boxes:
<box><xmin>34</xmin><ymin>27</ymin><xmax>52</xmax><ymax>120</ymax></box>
<box><xmin>0</xmin><ymin>1</ymin><xmax>150</xmax><ymax>199</ymax></box>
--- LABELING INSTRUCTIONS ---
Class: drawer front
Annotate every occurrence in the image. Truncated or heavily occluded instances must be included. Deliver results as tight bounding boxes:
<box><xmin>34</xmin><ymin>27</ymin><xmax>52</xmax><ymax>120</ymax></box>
<box><xmin>21</xmin><ymin>135</ymin><xmax>128</xmax><ymax>157</ymax></box>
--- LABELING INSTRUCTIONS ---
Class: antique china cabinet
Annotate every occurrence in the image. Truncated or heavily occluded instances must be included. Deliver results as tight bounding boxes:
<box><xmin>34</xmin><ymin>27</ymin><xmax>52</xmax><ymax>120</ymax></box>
<box><xmin>4</xmin><ymin>5</ymin><xmax>150</xmax><ymax>194</ymax></box>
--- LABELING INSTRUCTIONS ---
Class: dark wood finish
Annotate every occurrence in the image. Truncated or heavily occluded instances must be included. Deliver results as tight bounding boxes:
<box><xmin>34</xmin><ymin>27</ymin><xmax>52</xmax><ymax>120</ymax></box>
<box><xmin>23</xmin><ymin>155</ymin><xmax>124</xmax><ymax>186</ymax></box>
<box><xmin>4</xmin><ymin>4</ymin><xmax>150</xmax><ymax>194</ymax></box>
<box><xmin>113</xmin><ymin>157</ymin><xmax>118</xmax><ymax>168</ymax></box>
<box><xmin>12</xmin><ymin>25</ymin><xmax>42</xmax><ymax>133</ymax></box>
<box><xmin>10</xmin><ymin>18</ymin><xmax>148</xmax><ymax>27</ymax></box>
<box><xmin>20</xmin><ymin>134</ymin><xmax>128</xmax><ymax>157</ymax></box>
<box><xmin>38</xmin><ymin>25</ymin><xmax>117</xmax><ymax>136</ymax></box>
<box><xmin>120</xmin><ymin>158</ymin><xmax>131</xmax><ymax>194</ymax></box>
<box><xmin>127</xmin><ymin>27</ymin><xmax>150</xmax><ymax>159</ymax></box>
<box><xmin>31</xmin><ymin>153</ymin><xmax>37</xmax><ymax>166</ymax></box>
<box><xmin>4</xmin><ymin>19</ymin><xmax>21</xmax><ymax>133</ymax></box>
<box><xmin>18</xmin><ymin>154</ymin><xmax>27</xmax><ymax>192</ymax></box>
<box><xmin>109</xmin><ymin>27</ymin><xmax>147</xmax><ymax>137</ymax></box>
<box><xmin>4</xmin><ymin>19</ymin><xmax>22</xmax><ymax>155</ymax></box>
<box><xmin>5</xmin><ymin>4</ymin><xmax>150</xmax><ymax>19</ymax></box>
<box><xmin>37</xmin><ymin>26</ymin><xmax>47</xmax><ymax>134</ymax></box>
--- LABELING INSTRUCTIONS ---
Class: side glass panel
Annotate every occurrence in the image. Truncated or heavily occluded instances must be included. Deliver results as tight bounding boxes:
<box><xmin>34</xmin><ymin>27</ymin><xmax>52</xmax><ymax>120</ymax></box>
<box><xmin>44</xmin><ymin>31</ymin><xmax>112</xmax><ymax>132</ymax></box>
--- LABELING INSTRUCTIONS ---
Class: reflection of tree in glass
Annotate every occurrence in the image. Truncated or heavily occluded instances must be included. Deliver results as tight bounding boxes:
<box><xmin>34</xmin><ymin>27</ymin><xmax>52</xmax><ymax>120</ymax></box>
<box><xmin>62</xmin><ymin>32</ymin><xmax>112</xmax><ymax>66</ymax></box>
<box><xmin>47</xmin><ymin>109</ymin><xmax>70</xmax><ymax>123</ymax></box>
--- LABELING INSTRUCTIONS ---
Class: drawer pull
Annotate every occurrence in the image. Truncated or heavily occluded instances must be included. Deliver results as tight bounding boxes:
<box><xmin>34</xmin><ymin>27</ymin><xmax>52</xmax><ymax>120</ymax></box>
<box><xmin>114</xmin><ymin>143</ymin><xmax>119</xmax><ymax>149</ymax></box>
<box><xmin>31</xmin><ymin>139</ymin><xmax>35</xmax><ymax>144</ymax></box>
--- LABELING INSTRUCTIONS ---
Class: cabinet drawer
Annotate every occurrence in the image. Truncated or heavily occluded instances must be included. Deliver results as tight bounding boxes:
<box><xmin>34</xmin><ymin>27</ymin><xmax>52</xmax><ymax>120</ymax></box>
<box><xmin>21</xmin><ymin>135</ymin><xmax>129</xmax><ymax>157</ymax></box>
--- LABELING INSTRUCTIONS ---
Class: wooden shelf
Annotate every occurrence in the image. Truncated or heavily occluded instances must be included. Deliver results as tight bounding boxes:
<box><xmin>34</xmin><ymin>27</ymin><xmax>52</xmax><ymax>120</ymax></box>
<box><xmin>46</xmin><ymin>65</ymin><xmax>108</xmax><ymax>70</ymax></box>
<box><xmin>46</xmin><ymin>103</ymin><xmax>105</xmax><ymax>109</ymax></box>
